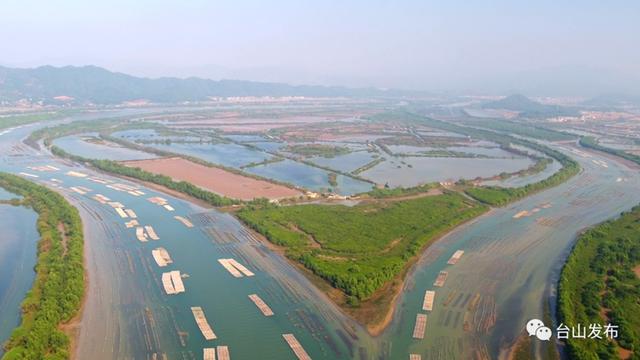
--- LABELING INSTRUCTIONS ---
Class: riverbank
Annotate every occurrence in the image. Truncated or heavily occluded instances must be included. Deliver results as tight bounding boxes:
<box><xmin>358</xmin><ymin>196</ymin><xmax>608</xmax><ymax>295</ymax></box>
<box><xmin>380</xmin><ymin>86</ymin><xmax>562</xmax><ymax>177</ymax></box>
<box><xmin>236</xmin><ymin>192</ymin><xmax>488</xmax><ymax>335</ymax></box>
<box><xmin>0</xmin><ymin>204</ymin><xmax>39</xmax><ymax>358</ymax></box>
<box><xmin>0</xmin><ymin>172</ymin><xmax>84</xmax><ymax>360</ymax></box>
<box><xmin>238</xmin><ymin>204</ymin><xmax>492</xmax><ymax>336</ymax></box>
<box><xmin>558</xmin><ymin>205</ymin><xmax>640</xmax><ymax>358</ymax></box>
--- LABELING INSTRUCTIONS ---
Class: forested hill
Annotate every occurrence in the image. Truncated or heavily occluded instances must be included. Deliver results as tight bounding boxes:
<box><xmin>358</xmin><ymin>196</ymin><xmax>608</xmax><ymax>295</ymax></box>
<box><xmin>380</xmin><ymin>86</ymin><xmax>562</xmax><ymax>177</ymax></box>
<box><xmin>482</xmin><ymin>94</ymin><xmax>577</xmax><ymax>117</ymax></box>
<box><xmin>0</xmin><ymin>65</ymin><xmax>420</xmax><ymax>104</ymax></box>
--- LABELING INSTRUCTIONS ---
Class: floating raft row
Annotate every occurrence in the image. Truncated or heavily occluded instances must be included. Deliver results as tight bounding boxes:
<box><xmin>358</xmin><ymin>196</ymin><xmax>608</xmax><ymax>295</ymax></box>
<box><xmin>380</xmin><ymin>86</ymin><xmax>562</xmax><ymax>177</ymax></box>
<box><xmin>108</xmin><ymin>201</ymin><xmax>125</xmax><ymax>208</ymax></box>
<box><xmin>135</xmin><ymin>227</ymin><xmax>148</xmax><ymax>242</ymax></box>
<box><xmin>409</xmin><ymin>354</ymin><xmax>422</xmax><ymax>360</ymax></box>
<box><xmin>70</xmin><ymin>186</ymin><xmax>92</xmax><ymax>195</ymax></box>
<box><xmin>412</xmin><ymin>314</ymin><xmax>427</xmax><ymax>339</ymax></box>
<box><xmin>70</xmin><ymin>187</ymin><xmax>85</xmax><ymax>195</ymax></box>
<box><xmin>203</xmin><ymin>348</ymin><xmax>216</xmax><ymax>360</ymax></box>
<box><xmin>217</xmin><ymin>346</ymin><xmax>230</xmax><ymax>360</ymax></box>
<box><xmin>93</xmin><ymin>194</ymin><xmax>110</xmax><ymax>204</ymax></box>
<box><xmin>513</xmin><ymin>210</ymin><xmax>530</xmax><ymax>219</ymax></box>
<box><xmin>93</xmin><ymin>195</ymin><xmax>107</xmax><ymax>204</ymax></box>
<box><xmin>218</xmin><ymin>259</ymin><xmax>254</xmax><ymax>278</ymax></box>
<box><xmin>28</xmin><ymin>165</ymin><xmax>60</xmax><ymax>172</ymax></box>
<box><xmin>148</xmin><ymin>196</ymin><xmax>168</xmax><ymax>205</ymax></box>
<box><xmin>152</xmin><ymin>247</ymin><xmax>172</xmax><ymax>267</ymax></box>
<box><xmin>88</xmin><ymin>176</ymin><xmax>110</xmax><ymax>184</ymax></box>
<box><xmin>125</xmin><ymin>219</ymin><xmax>139</xmax><ymax>228</ymax></box>
<box><xmin>106</xmin><ymin>183</ymin><xmax>143</xmax><ymax>194</ymax></box>
<box><xmin>19</xmin><ymin>172</ymin><xmax>39</xmax><ymax>178</ymax></box>
<box><xmin>227</xmin><ymin>259</ymin><xmax>254</xmax><ymax>276</ymax></box>
<box><xmin>171</xmin><ymin>270</ymin><xmax>185</xmax><ymax>292</ymax></box>
<box><xmin>282</xmin><ymin>334</ymin><xmax>311</xmax><ymax>360</ymax></box>
<box><xmin>591</xmin><ymin>159</ymin><xmax>608</xmax><ymax>168</ymax></box>
<box><xmin>447</xmin><ymin>250</ymin><xmax>464</xmax><ymax>265</ymax></box>
<box><xmin>148</xmin><ymin>197</ymin><xmax>174</xmax><ymax>211</ymax></box>
<box><xmin>161</xmin><ymin>272</ymin><xmax>175</xmax><ymax>294</ymax></box>
<box><xmin>433</xmin><ymin>271</ymin><xmax>448</xmax><ymax>287</ymax></box>
<box><xmin>66</xmin><ymin>171</ymin><xmax>88</xmax><ymax>178</ymax></box>
<box><xmin>145</xmin><ymin>225</ymin><xmax>160</xmax><ymax>240</ymax></box>
<box><xmin>161</xmin><ymin>270</ymin><xmax>185</xmax><ymax>295</ymax></box>
<box><xmin>124</xmin><ymin>209</ymin><xmax>137</xmax><ymax>218</ymax></box>
<box><xmin>114</xmin><ymin>183</ymin><xmax>137</xmax><ymax>191</ymax></box>
<box><xmin>50</xmin><ymin>178</ymin><xmax>63</xmax><ymax>183</ymax></box>
<box><xmin>191</xmin><ymin>307</ymin><xmax>217</xmax><ymax>340</ymax></box>
<box><xmin>248</xmin><ymin>294</ymin><xmax>274</xmax><ymax>316</ymax></box>
<box><xmin>115</xmin><ymin>207</ymin><xmax>129</xmax><ymax>218</ymax></box>
<box><xmin>422</xmin><ymin>290</ymin><xmax>435</xmax><ymax>311</ymax></box>
<box><xmin>174</xmin><ymin>216</ymin><xmax>194</xmax><ymax>228</ymax></box>
<box><xmin>217</xmin><ymin>259</ymin><xmax>242</xmax><ymax>278</ymax></box>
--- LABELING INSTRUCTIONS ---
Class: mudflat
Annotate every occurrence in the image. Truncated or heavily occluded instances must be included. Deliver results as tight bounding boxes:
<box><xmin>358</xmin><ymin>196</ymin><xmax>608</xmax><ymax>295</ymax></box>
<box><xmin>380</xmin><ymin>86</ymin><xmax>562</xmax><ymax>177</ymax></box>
<box><xmin>123</xmin><ymin>157</ymin><xmax>302</xmax><ymax>200</ymax></box>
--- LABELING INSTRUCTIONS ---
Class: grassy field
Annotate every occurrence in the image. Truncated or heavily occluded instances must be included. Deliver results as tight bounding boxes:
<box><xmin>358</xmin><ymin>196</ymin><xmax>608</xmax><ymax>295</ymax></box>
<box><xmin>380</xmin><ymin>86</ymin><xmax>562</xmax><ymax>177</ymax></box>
<box><xmin>238</xmin><ymin>192</ymin><xmax>487</xmax><ymax>301</ymax></box>
<box><xmin>558</xmin><ymin>205</ymin><xmax>640</xmax><ymax>359</ymax></box>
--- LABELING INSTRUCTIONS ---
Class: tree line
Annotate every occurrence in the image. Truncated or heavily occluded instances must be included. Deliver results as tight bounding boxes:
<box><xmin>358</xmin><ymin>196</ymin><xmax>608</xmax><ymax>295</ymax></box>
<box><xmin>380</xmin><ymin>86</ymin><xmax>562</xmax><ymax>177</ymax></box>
<box><xmin>51</xmin><ymin>145</ymin><xmax>239</xmax><ymax>207</ymax></box>
<box><xmin>579</xmin><ymin>136</ymin><xmax>640</xmax><ymax>166</ymax></box>
<box><xmin>0</xmin><ymin>172</ymin><xmax>84</xmax><ymax>360</ymax></box>
<box><xmin>558</xmin><ymin>205</ymin><xmax>640</xmax><ymax>359</ymax></box>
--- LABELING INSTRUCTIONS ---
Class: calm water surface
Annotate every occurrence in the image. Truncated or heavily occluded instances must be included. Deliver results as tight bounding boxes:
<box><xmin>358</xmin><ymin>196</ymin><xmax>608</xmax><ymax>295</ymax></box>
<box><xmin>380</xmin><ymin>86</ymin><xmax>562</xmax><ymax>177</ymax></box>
<box><xmin>0</xmin><ymin>204</ymin><xmax>39</xmax><ymax>356</ymax></box>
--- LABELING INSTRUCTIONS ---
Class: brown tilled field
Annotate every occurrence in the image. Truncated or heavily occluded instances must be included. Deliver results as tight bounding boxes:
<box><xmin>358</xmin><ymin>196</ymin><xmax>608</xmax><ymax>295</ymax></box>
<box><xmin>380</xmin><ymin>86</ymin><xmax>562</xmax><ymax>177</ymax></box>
<box><xmin>122</xmin><ymin>157</ymin><xmax>302</xmax><ymax>200</ymax></box>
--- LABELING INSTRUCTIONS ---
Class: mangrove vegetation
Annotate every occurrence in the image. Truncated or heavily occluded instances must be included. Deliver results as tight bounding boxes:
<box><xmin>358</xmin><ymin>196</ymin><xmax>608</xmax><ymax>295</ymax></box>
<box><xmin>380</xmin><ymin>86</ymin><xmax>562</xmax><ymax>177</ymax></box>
<box><xmin>237</xmin><ymin>192</ymin><xmax>487</xmax><ymax>301</ymax></box>
<box><xmin>0</xmin><ymin>172</ymin><xmax>84</xmax><ymax>360</ymax></box>
<box><xmin>558</xmin><ymin>205</ymin><xmax>640</xmax><ymax>359</ymax></box>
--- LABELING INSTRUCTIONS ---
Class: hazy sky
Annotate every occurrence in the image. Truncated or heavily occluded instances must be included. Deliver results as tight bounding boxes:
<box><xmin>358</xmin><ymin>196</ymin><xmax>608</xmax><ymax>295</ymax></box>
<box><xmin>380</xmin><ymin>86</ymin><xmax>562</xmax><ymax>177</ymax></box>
<box><xmin>1</xmin><ymin>0</ymin><xmax>639</xmax><ymax>94</ymax></box>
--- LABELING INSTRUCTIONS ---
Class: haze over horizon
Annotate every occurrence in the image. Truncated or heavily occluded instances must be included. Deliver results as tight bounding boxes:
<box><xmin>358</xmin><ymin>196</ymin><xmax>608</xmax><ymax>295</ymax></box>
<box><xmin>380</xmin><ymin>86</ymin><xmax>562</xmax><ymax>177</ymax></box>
<box><xmin>2</xmin><ymin>0</ymin><xmax>639</xmax><ymax>96</ymax></box>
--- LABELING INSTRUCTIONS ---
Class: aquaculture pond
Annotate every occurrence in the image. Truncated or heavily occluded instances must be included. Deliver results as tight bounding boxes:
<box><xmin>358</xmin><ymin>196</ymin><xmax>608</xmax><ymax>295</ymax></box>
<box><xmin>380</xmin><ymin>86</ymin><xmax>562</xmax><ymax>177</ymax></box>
<box><xmin>112</xmin><ymin>128</ymin><xmax>205</xmax><ymax>143</ymax></box>
<box><xmin>598</xmin><ymin>138</ymin><xmax>640</xmax><ymax>153</ymax></box>
<box><xmin>245</xmin><ymin>159</ymin><xmax>373</xmax><ymax>195</ymax></box>
<box><xmin>54</xmin><ymin>133</ymin><xmax>158</xmax><ymax>161</ymax></box>
<box><xmin>0</xmin><ymin>203</ymin><xmax>39</xmax><ymax>356</ymax></box>
<box><xmin>361</xmin><ymin>156</ymin><xmax>534</xmax><ymax>187</ymax></box>
<box><xmin>308</xmin><ymin>151</ymin><xmax>379</xmax><ymax>173</ymax></box>
<box><xmin>325</xmin><ymin>134</ymin><xmax>392</xmax><ymax>143</ymax></box>
<box><xmin>3</xmin><ymin>110</ymin><xmax>640</xmax><ymax>359</ymax></box>
<box><xmin>223</xmin><ymin>134</ymin><xmax>270</xmax><ymax>142</ymax></box>
<box><xmin>251</xmin><ymin>141</ymin><xmax>286</xmax><ymax>152</ymax></box>
<box><xmin>149</xmin><ymin>142</ymin><xmax>273</xmax><ymax>168</ymax></box>
<box><xmin>385</xmin><ymin>144</ymin><xmax>640</xmax><ymax>359</ymax></box>
<box><xmin>418</xmin><ymin>130</ymin><xmax>468</xmax><ymax>138</ymax></box>
<box><xmin>0</xmin><ymin>187</ymin><xmax>17</xmax><ymax>200</ymax></box>
<box><xmin>482</xmin><ymin>159</ymin><xmax>563</xmax><ymax>188</ymax></box>
<box><xmin>385</xmin><ymin>145</ymin><xmax>518</xmax><ymax>158</ymax></box>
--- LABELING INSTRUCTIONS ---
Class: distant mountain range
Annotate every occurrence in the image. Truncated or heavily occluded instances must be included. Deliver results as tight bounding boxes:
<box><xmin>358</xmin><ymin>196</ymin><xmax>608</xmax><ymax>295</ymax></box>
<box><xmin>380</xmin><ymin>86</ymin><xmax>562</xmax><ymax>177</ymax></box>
<box><xmin>482</xmin><ymin>94</ymin><xmax>578</xmax><ymax>117</ymax></box>
<box><xmin>0</xmin><ymin>65</ymin><xmax>423</xmax><ymax>104</ymax></box>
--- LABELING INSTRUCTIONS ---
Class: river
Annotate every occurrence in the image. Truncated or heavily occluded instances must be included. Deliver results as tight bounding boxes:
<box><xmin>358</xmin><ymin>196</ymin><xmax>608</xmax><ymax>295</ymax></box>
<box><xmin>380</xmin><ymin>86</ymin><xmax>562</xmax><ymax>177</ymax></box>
<box><xmin>0</xmin><ymin>200</ymin><xmax>39</xmax><ymax>357</ymax></box>
<box><xmin>0</xmin><ymin>110</ymin><xmax>637</xmax><ymax>359</ymax></box>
